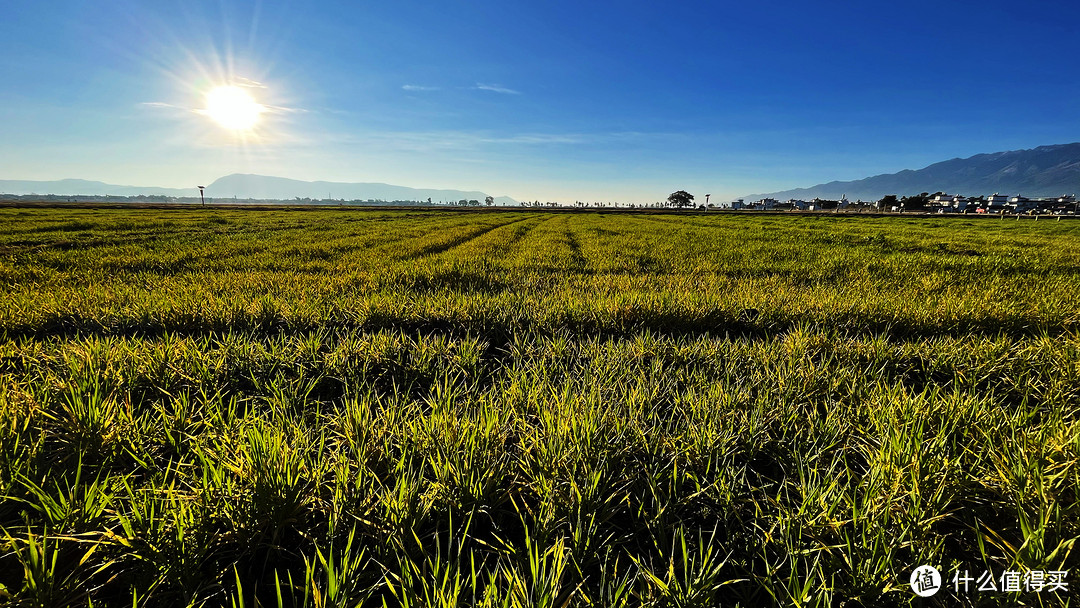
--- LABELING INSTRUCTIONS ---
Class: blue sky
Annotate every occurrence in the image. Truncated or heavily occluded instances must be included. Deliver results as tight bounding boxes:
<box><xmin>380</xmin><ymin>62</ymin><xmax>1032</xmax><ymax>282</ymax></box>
<box><xmin>2</xmin><ymin>0</ymin><xmax>1079</xmax><ymax>203</ymax></box>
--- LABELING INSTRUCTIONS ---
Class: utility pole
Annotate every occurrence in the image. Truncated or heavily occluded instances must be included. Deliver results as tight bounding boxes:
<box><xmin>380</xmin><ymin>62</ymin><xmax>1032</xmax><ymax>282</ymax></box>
<box><xmin>198</xmin><ymin>186</ymin><xmax>205</xmax><ymax>207</ymax></box>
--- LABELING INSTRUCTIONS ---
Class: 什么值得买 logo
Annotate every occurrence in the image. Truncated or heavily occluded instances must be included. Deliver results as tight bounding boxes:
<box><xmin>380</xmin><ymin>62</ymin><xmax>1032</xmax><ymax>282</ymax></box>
<box><xmin>909</xmin><ymin>566</ymin><xmax>1069</xmax><ymax>596</ymax></box>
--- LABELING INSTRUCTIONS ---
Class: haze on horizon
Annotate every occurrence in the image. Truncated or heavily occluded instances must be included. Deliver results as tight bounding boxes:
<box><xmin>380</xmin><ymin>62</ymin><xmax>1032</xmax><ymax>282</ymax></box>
<box><xmin>3</xmin><ymin>0</ymin><xmax>1079</xmax><ymax>205</ymax></box>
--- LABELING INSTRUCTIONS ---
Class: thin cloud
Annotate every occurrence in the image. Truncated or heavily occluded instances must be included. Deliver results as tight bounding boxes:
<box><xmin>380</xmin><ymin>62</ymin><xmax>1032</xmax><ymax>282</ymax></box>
<box><xmin>474</xmin><ymin>83</ymin><xmax>521</xmax><ymax>95</ymax></box>
<box><xmin>484</xmin><ymin>134</ymin><xmax>583</xmax><ymax>145</ymax></box>
<box><xmin>140</xmin><ymin>100</ymin><xmax>305</xmax><ymax>115</ymax></box>
<box><xmin>403</xmin><ymin>85</ymin><xmax>441</xmax><ymax>92</ymax></box>
<box><xmin>262</xmin><ymin>104</ymin><xmax>307</xmax><ymax>115</ymax></box>
<box><xmin>138</xmin><ymin>101</ymin><xmax>197</xmax><ymax>117</ymax></box>
<box><xmin>139</xmin><ymin>101</ymin><xmax>181</xmax><ymax>109</ymax></box>
<box><xmin>234</xmin><ymin>77</ymin><xmax>267</xmax><ymax>89</ymax></box>
<box><xmin>333</xmin><ymin>130</ymin><xmax>592</xmax><ymax>152</ymax></box>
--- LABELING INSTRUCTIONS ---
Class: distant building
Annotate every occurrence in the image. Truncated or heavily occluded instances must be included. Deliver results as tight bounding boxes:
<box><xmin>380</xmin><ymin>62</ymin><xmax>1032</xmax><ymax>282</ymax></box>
<box><xmin>1008</xmin><ymin>195</ymin><xmax>1037</xmax><ymax>213</ymax></box>
<box><xmin>986</xmin><ymin>193</ymin><xmax>1010</xmax><ymax>210</ymax></box>
<box><xmin>811</xmin><ymin>198</ymin><xmax>840</xmax><ymax>210</ymax></box>
<box><xmin>931</xmin><ymin>193</ymin><xmax>969</xmax><ymax>212</ymax></box>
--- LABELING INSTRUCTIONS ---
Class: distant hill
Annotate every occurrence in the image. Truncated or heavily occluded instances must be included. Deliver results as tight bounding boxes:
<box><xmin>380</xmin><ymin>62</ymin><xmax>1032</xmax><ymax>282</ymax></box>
<box><xmin>0</xmin><ymin>179</ymin><xmax>195</xmax><ymax>197</ymax></box>
<box><xmin>745</xmin><ymin>143</ymin><xmax>1080</xmax><ymax>201</ymax></box>
<box><xmin>0</xmin><ymin>174</ymin><xmax>518</xmax><ymax>205</ymax></box>
<box><xmin>205</xmin><ymin>174</ymin><xmax>518</xmax><ymax>205</ymax></box>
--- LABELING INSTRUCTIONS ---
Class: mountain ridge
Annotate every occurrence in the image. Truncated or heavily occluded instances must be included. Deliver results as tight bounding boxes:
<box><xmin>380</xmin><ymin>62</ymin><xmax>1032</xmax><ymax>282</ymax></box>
<box><xmin>0</xmin><ymin>174</ymin><xmax>518</xmax><ymax>205</ymax></box>
<box><xmin>205</xmin><ymin>174</ymin><xmax>518</xmax><ymax>205</ymax></box>
<box><xmin>744</xmin><ymin>143</ymin><xmax>1080</xmax><ymax>202</ymax></box>
<box><xmin>0</xmin><ymin>178</ymin><xmax>196</xmax><ymax>197</ymax></box>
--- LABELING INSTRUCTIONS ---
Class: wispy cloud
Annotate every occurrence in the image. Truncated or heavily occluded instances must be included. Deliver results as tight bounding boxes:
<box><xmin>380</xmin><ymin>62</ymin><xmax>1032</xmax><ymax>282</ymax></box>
<box><xmin>485</xmin><ymin>133</ymin><xmax>582</xmax><ymax>145</ymax></box>
<box><xmin>317</xmin><ymin>130</ymin><xmax>694</xmax><ymax>152</ymax></box>
<box><xmin>139</xmin><ymin>99</ymin><xmax>305</xmax><ymax>115</ymax></box>
<box><xmin>402</xmin><ymin>83</ymin><xmax>521</xmax><ymax>94</ymax></box>
<box><xmin>474</xmin><ymin>83</ymin><xmax>521</xmax><ymax>95</ymax></box>
<box><xmin>403</xmin><ymin>133</ymin><xmax>583</xmax><ymax>147</ymax></box>
<box><xmin>138</xmin><ymin>101</ymin><xmax>199</xmax><ymax>118</ymax></box>
<box><xmin>262</xmin><ymin>104</ymin><xmax>307</xmax><ymax>115</ymax></box>
<box><xmin>234</xmin><ymin>77</ymin><xmax>267</xmax><ymax>89</ymax></box>
<box><xmin>138</xmin><ymin>101</ymin><xmax>181</xmax><ymax>110</ymax></box>
<box><xmin>377</xmin><ymin>131</ymin><xmax>581</xmax><ymax>150</ymax></box>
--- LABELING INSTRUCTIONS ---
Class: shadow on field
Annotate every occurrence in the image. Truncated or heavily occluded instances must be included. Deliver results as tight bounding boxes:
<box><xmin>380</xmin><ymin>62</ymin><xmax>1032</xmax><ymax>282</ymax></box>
<box><xmin>3</xmin><ymin>310</ymin><xmax>1074</xmax><ymax>345</ymax></box>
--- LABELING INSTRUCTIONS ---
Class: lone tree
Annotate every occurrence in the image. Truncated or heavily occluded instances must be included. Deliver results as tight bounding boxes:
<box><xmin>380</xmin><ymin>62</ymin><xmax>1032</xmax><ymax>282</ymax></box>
<box><xmin>667</xmin><ymin>190</ymin><xmax>695</xmax><ymax>208</ymax></box>
<box><xmin>485</xmin><ymin>196</ymin><xmax>494</xmax><ymax>206</ymax></box>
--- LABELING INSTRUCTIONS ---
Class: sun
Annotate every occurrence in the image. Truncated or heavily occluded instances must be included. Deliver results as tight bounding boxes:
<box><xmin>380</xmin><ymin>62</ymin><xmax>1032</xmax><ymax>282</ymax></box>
<box><xmin>203</xmin><ymin>85</ymin><xmax>264</xmax><ymax>131</ymax></box>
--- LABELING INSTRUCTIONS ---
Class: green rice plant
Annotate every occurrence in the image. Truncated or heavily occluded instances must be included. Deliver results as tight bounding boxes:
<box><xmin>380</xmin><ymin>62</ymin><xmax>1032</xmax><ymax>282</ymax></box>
<box><xmin>415</xmin><ymin>379</ymin><xmax>512</xmax><ymax>515</ymax></box>
<box><xmin>0</xmin><ymin>384</ymin><xmax>43</xmax><ymax>517</ymax></box>
<box><xmin>2</xmin><ymin>530</ymin><xmax>115</xmax><ymax>608</ymax></box>
<box><xmin>632</xmin><ymin>525</ymin><xmax>743</xmax><ymax>608</ymax></box>
<box><xmin>240</xmin><ymin>418</ymin><xmax>322</xmax><ymax>546</ymax></box>
<box><xmin>254</xmin><ymin>525</ymin><xmax>377</xmax><ymax>608</ymax></box>
<box><xmin>977</xmin><ymin>421</ymin><xmax>1079</xmax><ymax>572</ymax></box>
<box><xmin>493</xmin><ymin>520</ymin><xmax>574</xmax><ymax>608</ymax></box>
<box><xmin>12</xmin><ymin>457</ymin><xmax>119</xmax><ymax>536</ymax></box>
<box><xmin>111</xmin><ymin>474</ymin><xmax>215</xmax><ymax>605</ymax></box>
<box><xmin>564</xmin><ymin>461</ymin><xmax>623</xmax><ymax>574</ymax></box>
<box><xmin>47</xmin><ymin>382</ymin><xmax>124</xmax><ymax>466</ymax></box>
<box><xmin>305</xmin><ymin>526</ymin><xmax>378</xmax><ymax>607</ymax></box>
<box><xmin>752</xmin><ymin>538</ymin><xmax>833</xmax><ymax>608</ymax></box>
<box><xmin>577</xmin><ymin>551</ymin><xmax>635</xmax><ymax>608</ymax></box>
<box><xmin>376</xmin><ymin>455</ymin><xmax>433</xmax><ymax>540</ymax></box>
<box><xmin>383</xmin><ymin>527</ymin><xmax>482</xmax><ymax>608</ymax></box>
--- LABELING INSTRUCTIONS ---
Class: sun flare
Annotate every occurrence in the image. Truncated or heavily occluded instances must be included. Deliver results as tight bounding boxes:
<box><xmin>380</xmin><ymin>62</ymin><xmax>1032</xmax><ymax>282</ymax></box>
<box><xmin>203</xmin><ymin>85</ymin><xmax>263</xmax><ymax>131</ymax></box>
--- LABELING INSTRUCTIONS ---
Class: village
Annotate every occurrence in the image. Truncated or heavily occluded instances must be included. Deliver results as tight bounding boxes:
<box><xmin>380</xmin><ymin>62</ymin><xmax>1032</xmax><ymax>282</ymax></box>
<box><xmin>726</xmin><ymin>192</ymin><xmax>1079</xmax><ymax>214</ymax></box>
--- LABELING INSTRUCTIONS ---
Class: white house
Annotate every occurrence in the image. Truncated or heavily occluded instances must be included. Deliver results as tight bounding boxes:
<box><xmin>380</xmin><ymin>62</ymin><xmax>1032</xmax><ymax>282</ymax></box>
<box><xmin>1008</xmin><ymin>195</ymin><xmax>1037</xmax><ymax>213</ymax></box>
<box><xmin>932</xmin><ymin>193</ymin><xmax>969</xmax><ymax>211</ymax></box>
<box><xmin>986</xmin><ymin>193</ymin><xmax>1010</xmax><ymax>210</ymax></box>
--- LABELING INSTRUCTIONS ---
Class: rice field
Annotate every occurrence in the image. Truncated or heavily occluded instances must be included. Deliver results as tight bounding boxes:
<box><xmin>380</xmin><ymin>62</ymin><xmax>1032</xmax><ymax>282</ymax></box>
<box><xmin>0</xmin><ymin>207</ymin><xmax>1078</xmax><ymax>607</ymax></box>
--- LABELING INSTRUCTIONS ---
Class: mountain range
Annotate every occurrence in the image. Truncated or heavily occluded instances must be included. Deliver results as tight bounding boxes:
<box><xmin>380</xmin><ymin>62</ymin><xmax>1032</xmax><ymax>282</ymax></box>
<box><xmin>205</xmin><ymin>174</ymin><xmax>519</xmax><ymax>205</ymax></box>
<box><xmin>0</xmin><ymin>178</ymin><xmax>197</xmax><ymax>198</ymax></box>
<box><xmin>0</xmin><ymin>174</ymin><xmax>518</xmax><ymax>205</ymax></box>
<box><xmin>4</xmin><ymin>143</ymin><xmax>1080</xmax><ymax>205</ymax></box>
<box><xmin>744</xmin><ymin>143</ymin><xmax>1080</xmax><ymax>202</ymax></box>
